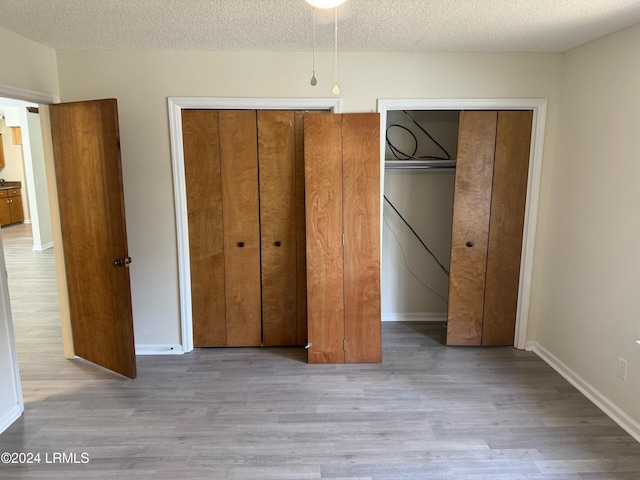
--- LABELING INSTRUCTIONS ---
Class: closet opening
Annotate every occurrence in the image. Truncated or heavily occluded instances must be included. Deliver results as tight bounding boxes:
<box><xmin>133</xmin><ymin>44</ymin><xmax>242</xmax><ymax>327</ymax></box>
<box><xmin>382</xmin><ymin>110</ymin><xmax>458</xmax><ymax>345</ymax></box>
<box><xmin>380</xmin><ymin>101</ymin><xmax>542</xmax><ymax>349</ymax></box>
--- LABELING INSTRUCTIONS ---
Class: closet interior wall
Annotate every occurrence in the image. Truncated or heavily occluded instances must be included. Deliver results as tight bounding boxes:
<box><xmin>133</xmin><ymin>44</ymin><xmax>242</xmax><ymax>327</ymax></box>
<box><xmin>382</xmin><ymin>110</ymin><xmax>458</xmax><ymax>322</ymax></box>
<box><xmin>182</xmin><ymin>109</ymin><xmax>309</xmax><ymax>348</ymax></box>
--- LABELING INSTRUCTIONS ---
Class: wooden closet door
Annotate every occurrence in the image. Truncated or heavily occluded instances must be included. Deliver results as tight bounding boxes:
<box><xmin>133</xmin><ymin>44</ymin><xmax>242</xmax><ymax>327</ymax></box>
<box><xmin>446</xmin><ymin>111</ymin><xmax>497</xmax><ymax>346</ymax></box>
<box><xmin>304</xmin><ymin>114</ymin><xmax>345</xmax><ymax>363</ymax></box>
<box><xmin>182</xmin><ymin>110</ymin><xmax>227</xmax><ymax>347</ymax></box>
<box><xmin>219</xmin><ymin>110</ymin><xmax>262</xmax><ymax>346</ymax></box>
<box><xmin>343</xmin><ymin>114</ymin><xmax>381</xmax><ymax>363</ymax></box>
<box><xmin>294</xmin><ymin>111</ymin><xmax>309</xmax><ymax>346</ymax></box>
<box><xmin>258</xmin><ymin>110</ymin><xmax>298</xmax><ymax>346</ymax></box>
<box><xmin>482</xmin><ymin>111</ymin><xmax>532</xmax><ymax>345</ymax></box>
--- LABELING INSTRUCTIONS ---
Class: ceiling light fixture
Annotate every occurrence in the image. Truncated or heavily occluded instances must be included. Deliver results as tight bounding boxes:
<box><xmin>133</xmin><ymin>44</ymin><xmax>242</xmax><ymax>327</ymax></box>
<box><xmin>304</xmin><ymin>0</ymin><xmax>346</xmax><ymax>8</ymax></box>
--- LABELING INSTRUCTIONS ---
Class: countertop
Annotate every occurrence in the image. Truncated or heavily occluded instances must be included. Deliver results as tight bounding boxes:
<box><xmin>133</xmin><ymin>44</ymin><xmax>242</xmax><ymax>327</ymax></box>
<box><xmin>0</xmin><ymin>181</ymin><xmax>21</xmax><ymax>190</ymax></box>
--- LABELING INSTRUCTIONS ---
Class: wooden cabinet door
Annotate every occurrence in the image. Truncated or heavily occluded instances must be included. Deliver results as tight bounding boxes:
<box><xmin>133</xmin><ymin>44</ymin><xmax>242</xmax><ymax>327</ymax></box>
<box><xmin>9</xmin><ymin>195</ymin><xmax>23</xmax><ymax>224</ymax></box>
<box><xmin>50</xmin><ymin>99</ymin><xmax>136</xmax><ymax>378</ymax></box>
<box><xmin>305</xmin><ymin>113</ymin><xmax>381</xmax><ymax>364</ymax></box>
<box><xmin>0</xmin><ymin>199</ymin><xmax>11</xmax><ymax>226</ymax></box>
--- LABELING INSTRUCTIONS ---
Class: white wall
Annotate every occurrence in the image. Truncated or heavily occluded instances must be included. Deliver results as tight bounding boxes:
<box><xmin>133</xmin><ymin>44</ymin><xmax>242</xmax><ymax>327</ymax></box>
<box><xmin>54</xmin><ymin>50</ymin><xmax>562</xmax><ymax>347</ymax></box>
<box><xmin>0</xmin><ymin>27</ymin><xmax>59</xmax><ymax>98</ymax></box>
<box><xmin>0</xmin><ymin>229</ymin><xmax>22</xmax><ymax>434</ymax></box>
<box><xmin>54</xmin><ymin>50</ymin><xmax>562</xmax><ymax>348</ymax></box>
<box><xmin>534</xmin><ymin>23</ymin><xmax>640</xmax><ymax>428</ymax></box>
<box><xmin>0</xmin><ymin>26</ymin><xmax>58</xmax><ymax>435</ymax></box>
<box><xmin>25</xmin><ymin>110</ymin><xmax>53</xmax><ymax>250</ymax></box>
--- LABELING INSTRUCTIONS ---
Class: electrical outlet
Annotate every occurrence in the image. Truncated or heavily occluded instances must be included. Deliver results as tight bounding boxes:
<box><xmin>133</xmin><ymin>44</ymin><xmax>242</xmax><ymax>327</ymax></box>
<box><xmin>617</xmin><ymin>357</ymin><xmax>628</xmax><ymax>381</ymax></box>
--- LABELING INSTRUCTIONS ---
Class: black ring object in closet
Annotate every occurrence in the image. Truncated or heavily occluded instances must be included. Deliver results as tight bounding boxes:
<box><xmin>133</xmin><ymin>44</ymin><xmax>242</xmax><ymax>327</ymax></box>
<box><xmin>466</xmin><ymin>241</ymin><xmax>474</xmax><ymax>247</ymax></box>
<box><xmin>237</xmin><ymin>242</ymin><xmax>245</xmax><ymax>248</ymax></box>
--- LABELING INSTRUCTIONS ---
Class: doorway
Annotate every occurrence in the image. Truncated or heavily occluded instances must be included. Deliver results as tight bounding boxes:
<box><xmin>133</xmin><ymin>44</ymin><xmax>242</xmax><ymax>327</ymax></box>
<box><xmin>168</xmin><ymin>97</ymin><xmax>342</xmax><ymax>353</ymax></box>
<box><xmin>378</xmin><ymin>99</ymin><xmax>548</xmax><ymax>350</ymax></box>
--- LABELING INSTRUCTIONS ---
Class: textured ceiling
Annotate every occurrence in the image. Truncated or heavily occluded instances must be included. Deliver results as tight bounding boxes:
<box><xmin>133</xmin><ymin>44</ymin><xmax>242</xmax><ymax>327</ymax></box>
<box><xmin>1</xmin><ymin>1</ymin><xmax>640</xmax><ymax>53</ymax></box>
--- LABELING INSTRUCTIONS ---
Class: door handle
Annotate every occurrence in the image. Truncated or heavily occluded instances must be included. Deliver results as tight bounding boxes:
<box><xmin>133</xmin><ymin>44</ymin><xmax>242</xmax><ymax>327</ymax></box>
<box><xmin>112</xmin><ymin>257</ymin><xmax>132</xmax><ymax>267</ymax></box>
<box><xmin>465</xmin><ymin>241</ymin><xmax>474</xmax><ymax>248</ymax></box>
<box><xmin>274</xmin><ymin>241</ymin><xmax>281</xmax><ymax>247</ymax></box>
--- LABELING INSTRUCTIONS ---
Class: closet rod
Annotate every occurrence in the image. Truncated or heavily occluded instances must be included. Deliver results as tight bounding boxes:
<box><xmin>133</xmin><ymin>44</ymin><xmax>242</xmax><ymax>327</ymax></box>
<box><xmin>385</xmin><ymin>159</ymin><xmax>456</xmax><ymax>170</ymax></box>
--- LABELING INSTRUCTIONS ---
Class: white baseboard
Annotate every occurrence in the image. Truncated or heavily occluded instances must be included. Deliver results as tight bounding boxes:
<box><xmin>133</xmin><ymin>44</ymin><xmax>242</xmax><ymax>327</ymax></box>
<box><xmin>0</xmin><ymin>403</ymin><xmax>23</xmax><ymax>435</ymax></box>
<box><xmin>135</xmin><ymin>344</ymin><xmax>184</xmax><ymax>355</ymax></box>
<box><xmin>382</xmin><ymin>312</ymin><xmax>447</xmax><ymax>322</ymax></box>
<box><xmin>32</xmin><ymin>241</ymin><xmax>53</xmax><ymax>251</ymax></box>
<box><xmin>531</xmin><ymin>341</ymin><xmax>640</xmax><ymax>443</ymax></box>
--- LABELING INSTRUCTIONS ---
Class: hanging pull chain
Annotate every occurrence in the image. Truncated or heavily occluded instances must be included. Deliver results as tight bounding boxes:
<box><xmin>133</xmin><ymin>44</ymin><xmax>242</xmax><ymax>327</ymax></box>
<box><xmin>332</xmin><ymin>6</ymin><xmax>340</xmax><ymax>95</ymax></box>
<box><xmin>310</xmin><ymin>7</ymin><xmax>317</xmax><ymax>86</ymax></box>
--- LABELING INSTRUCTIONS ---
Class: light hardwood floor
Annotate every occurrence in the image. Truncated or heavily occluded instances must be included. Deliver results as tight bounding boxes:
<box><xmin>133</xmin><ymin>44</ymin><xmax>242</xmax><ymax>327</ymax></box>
<box><xmin>1</xmin><ymin>223</ymin><xmax>639</xmax><ymax>479</ymax></box>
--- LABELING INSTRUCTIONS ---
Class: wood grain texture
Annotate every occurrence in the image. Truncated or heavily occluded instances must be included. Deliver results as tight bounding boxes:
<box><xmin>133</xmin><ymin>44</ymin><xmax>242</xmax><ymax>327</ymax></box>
<box><xmin>304</xmin><ymin>114</ymin><xmax>345</xmax><ymax>363</ymax></box>
<box><xmin>447</xmin><ymin>110</ymin><xmax>497</xmax><ymax>347</ymax></box>
<box><xmin>49</xmin><ymin>99</ymin><xmax>136</xmax><ymax>378</ymax></box>
<box><xmin>219</xmin><ymin>110</ymin><xmax>262</xmax><ymax>346</ymax></box>
<box><xmin>342</xmin><ymin>113</ymin><xmax>382</xmax><ymax>363</ymax></box>
<box><xmin>482</xmin><ymin>110</ymin><xmax>533</xmax><ymax>346</ymax></box>
<box><xmin>0</xmin><ymin>199</ymin><xmax>11</xmax><ymax>225</ymax></box>
<box><xmin>182</xmin><ymin>110</ymin><xmax>227</xmax><ymax>347</ymax></box>
<box><xmin>294</xmin><ymin>110</ymin><xmax>308</xmax><ymax>346</ymax></box>
<box><xmin>258</xmin><ymin>110</ymin><xmax>298</xmax><ymax>346</ymax></box>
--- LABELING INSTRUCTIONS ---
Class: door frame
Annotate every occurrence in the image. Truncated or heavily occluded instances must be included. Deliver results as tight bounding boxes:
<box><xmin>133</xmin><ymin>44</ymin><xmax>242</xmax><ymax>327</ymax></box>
<box><xmin>0</xmin><ymin>84</ymin><xmax>74</xmax><ymax>359</ymax></box>
<box><xmin>377</xmin><ymin>98</ymin><xmax>547</xmax><ymax>350</ymax></box>
<box><xmin>168</xmin><ymin>97</ymin><xmax>342</xmax><ymax>353</ymax></box>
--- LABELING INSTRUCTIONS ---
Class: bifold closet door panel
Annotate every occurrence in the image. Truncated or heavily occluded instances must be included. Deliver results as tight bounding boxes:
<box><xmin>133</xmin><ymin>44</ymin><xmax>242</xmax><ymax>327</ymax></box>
<box><xmin>304</xmin><ymin>114</ymin><xmax>345</xmax><ymax>364</ymax></box>
<box><xmin>258</xmin><ymin>110</ymin><xmax>298</xmax><ymax>346</ymax></box>
<box><xmin>342</xmin><ymin>113</ymin><xmax>381</xmax><ymax>363</ymax></box>
<box><xmin>219</xmin><ymin>110</ymin><xmax>262</xmax><ymax>346</ymax></box>
<box><xmin>482</xmin><ymin>110</ymin><xmax>533</xmax><ymax>346</ymax></box>
<box><xmin>447</xmin><ymin>111</ymin><xmax>497</xmax><ymax>346</ymax></box>
<box><xmin>294</xmin><ymin>111</ymin><xmax>309</xmax><ymax>346</ymax></box>
<box><xmin>182</xmin><ymin>110</ymin><xmax>227</xmax><ymax>347</ymax></box>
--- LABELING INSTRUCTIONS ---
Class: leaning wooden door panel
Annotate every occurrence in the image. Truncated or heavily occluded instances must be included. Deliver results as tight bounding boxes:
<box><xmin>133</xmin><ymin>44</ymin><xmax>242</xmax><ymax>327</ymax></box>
<box><xmin>482</xmin><ymin>111</ymin><xmax>533</xmax><ymax>346</ymax></box>
<box><xmin>49</xmin><ymin>99</ymin><xmax>136</xmax><ymax>378</ymax></box>
<box><xmin>342</xmin><ymin>113</ymin><xmax>381</xmax><ymax>363</ymax></box>
<box><xmin>258</xmin><ymin>110</ymin><xmax>298</xmax><ymax>346</ymax></box>
<box><xmin>219</xmin><ymin>110</ymin><xmax>262</xmax><ymax>346</ymax></box>
<box><xmin>182</xmin><ymin>110</ymin><xmax>227</xmax><ymax>347</ymax></box>
<box><xmin>294</xmin><ymin>111</ymin><xmax>309</xmax><ymax>346</ymax></box>
<box><xmin>304</xmin><ymin>114</ymin><xmax>345</xmax><ymax>363</ymax></box>
<box><xmin>447</xmin><ymin>111</ymin><xmax>497</xmax><ymax>346</ymax></box>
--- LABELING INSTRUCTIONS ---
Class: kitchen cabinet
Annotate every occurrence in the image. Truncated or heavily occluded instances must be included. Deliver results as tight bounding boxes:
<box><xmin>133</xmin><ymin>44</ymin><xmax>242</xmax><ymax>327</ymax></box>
<box><xmin>0</xmin><ymin>186</ymin><xmax>24</xmax><ymax>227</ymax></box>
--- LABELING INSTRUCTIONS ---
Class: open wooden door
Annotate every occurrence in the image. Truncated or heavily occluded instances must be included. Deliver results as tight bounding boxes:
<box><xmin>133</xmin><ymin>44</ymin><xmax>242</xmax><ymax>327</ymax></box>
<box><xmin>49</xmin><ymin>99</ymin><xmax>136</xmax><ymax>379</ymax></box>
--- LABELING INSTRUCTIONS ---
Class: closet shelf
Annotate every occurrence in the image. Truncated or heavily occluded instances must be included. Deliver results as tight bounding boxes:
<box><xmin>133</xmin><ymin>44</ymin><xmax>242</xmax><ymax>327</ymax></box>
<box><xmin>385</xmin><ymin>159</ymin><xmax>456</xmax><ymax>170</ymax></box>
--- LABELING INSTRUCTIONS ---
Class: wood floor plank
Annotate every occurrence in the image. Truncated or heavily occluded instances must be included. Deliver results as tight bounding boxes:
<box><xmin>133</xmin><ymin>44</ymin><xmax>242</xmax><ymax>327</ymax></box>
<box><xmin>2</xmin><ymin>223</ymin><xmax>640</xmax><ymax>479</ymax></box>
